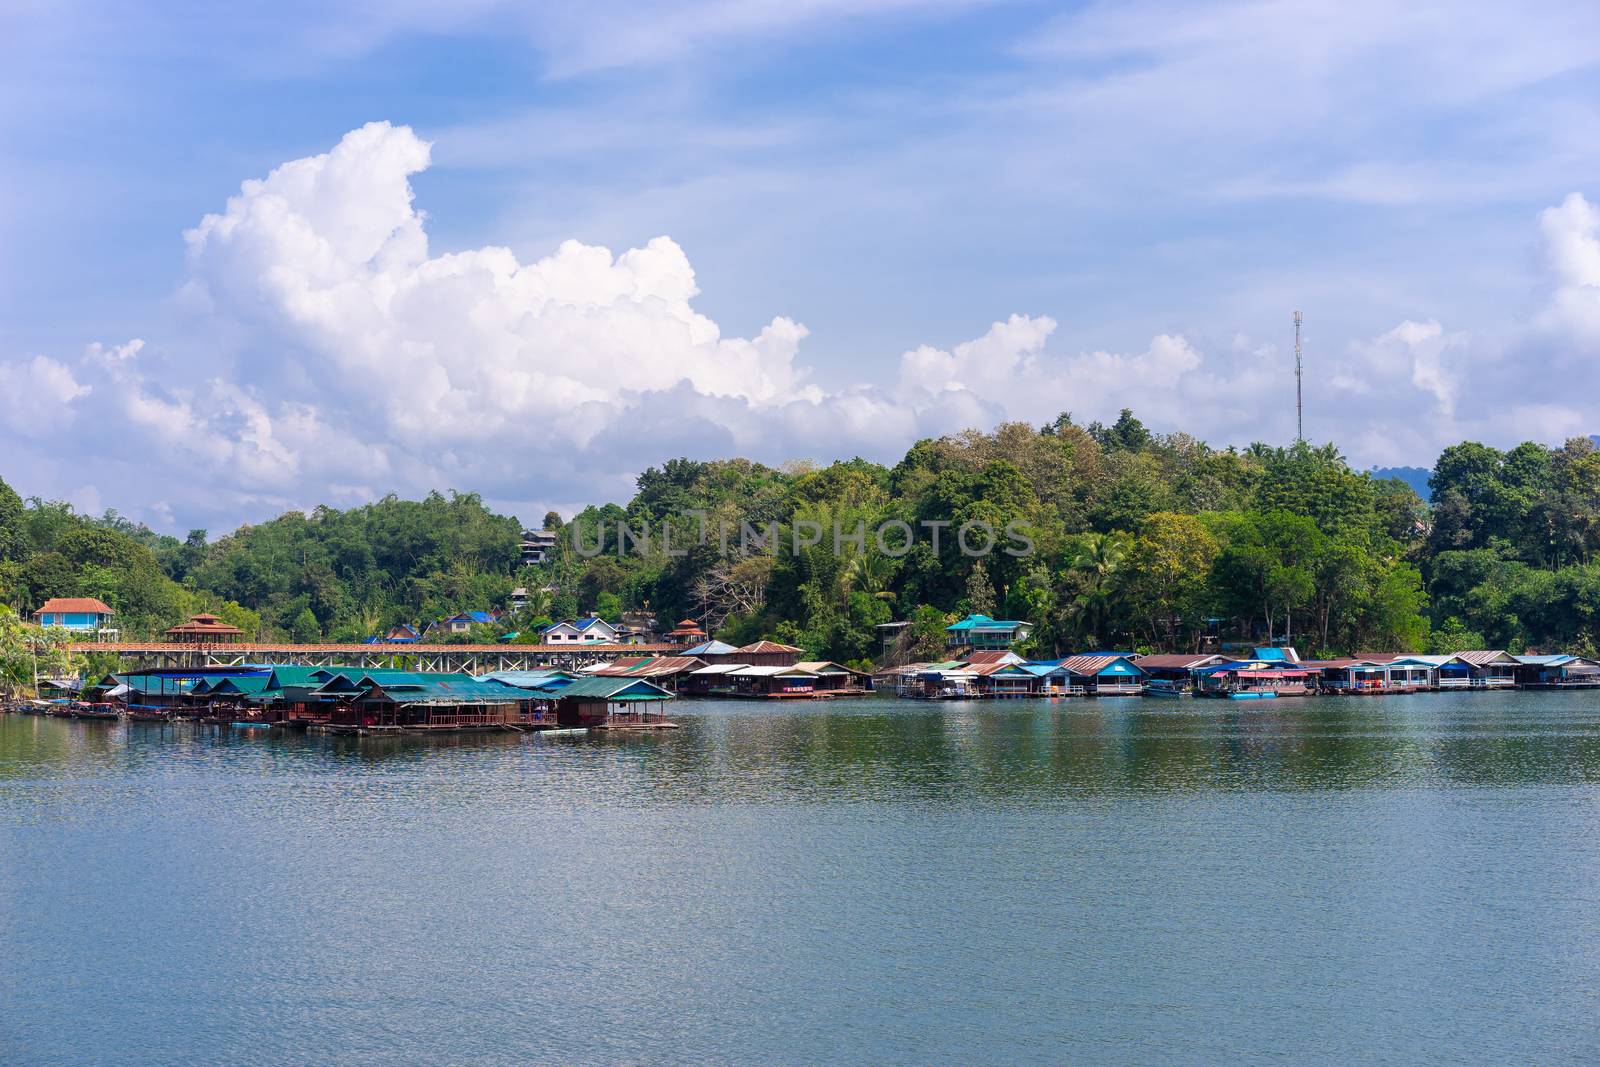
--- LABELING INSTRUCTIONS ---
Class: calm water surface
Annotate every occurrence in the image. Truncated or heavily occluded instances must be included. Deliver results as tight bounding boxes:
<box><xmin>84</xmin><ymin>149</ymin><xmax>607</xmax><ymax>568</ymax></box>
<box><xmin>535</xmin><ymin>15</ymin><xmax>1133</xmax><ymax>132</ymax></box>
<box><xmin>5</xmin><ymin>693</ymin><xmax>1600</xmax><ymax>1065</ymax></box>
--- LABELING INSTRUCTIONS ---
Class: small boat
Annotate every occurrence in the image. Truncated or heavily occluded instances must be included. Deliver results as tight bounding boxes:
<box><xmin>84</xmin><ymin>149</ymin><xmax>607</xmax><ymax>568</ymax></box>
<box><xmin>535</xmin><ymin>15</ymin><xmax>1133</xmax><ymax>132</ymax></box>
<box><xmin>69</xmin><ymin>702</ymin><xmax>122</xmax><ymax>721</ymax></box>
<box><xmin>1144</xmin><ymin>680</ymin><xmax>1190</xmax><ymax>698</ymax></box>
<box><xmin>125</xmin><ymin>706</ymin><xmax>175</xmax><ymax>723</ymax></box>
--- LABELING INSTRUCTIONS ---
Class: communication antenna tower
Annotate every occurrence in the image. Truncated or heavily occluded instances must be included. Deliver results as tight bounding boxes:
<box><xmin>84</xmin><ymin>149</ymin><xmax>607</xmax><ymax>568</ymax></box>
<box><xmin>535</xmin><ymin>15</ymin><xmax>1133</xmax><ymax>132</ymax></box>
<box><xmin>1293</xmin><ymin>310</ymin><xmax>1304</xmax><ymax>442</ymax></box>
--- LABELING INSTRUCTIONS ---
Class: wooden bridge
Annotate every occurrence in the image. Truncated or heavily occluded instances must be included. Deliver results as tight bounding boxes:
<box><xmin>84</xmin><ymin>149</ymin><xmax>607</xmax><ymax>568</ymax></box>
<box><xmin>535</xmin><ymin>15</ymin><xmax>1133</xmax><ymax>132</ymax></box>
<box><xmin>68</xmin><ymin>641</ymin><xmax>680</xmax><ymax>673</ymax></box>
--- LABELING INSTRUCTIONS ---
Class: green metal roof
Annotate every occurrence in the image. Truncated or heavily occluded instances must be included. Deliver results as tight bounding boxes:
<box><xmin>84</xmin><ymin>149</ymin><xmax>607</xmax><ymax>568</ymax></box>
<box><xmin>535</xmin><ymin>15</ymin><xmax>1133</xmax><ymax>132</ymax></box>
<box><xmin>266</xmin><ymin>665</ymin><xmax>330</xmax><ymax>688</ymax></box>
<box><xmin>357</xmin><ymin>677</ymin><xmax>524</xmax><ymax>706</ymax></box>
<box><xmin>208</xmin><ymin>676</ymin><xmax>274</xmax><ymax>695</ymax></box>
<box><xmin>551</xmin><ymin>677</ymin><xmax>673</xmax><ymax>701</ymax></box>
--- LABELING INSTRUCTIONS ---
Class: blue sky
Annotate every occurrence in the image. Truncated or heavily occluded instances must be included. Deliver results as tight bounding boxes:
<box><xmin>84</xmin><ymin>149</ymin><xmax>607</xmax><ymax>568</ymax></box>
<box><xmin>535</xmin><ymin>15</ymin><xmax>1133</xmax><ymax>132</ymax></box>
<box><xmin>5</xmin><ymin>0</ymin><xmax>1600</xmax><ymax>532</ymax></box>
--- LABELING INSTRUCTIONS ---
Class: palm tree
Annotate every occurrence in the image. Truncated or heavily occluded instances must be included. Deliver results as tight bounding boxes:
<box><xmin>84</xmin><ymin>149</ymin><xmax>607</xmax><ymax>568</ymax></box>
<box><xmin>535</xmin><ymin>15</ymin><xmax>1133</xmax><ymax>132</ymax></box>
<box><xmin>840</xmin><ymin>552</ymin><xmax>896</xmax><ymax>604</ymax></box>
<box><xmin>1071</xmin><ymin>533</ymin><xmax>1127</xmax><ymax>646</ymax></box>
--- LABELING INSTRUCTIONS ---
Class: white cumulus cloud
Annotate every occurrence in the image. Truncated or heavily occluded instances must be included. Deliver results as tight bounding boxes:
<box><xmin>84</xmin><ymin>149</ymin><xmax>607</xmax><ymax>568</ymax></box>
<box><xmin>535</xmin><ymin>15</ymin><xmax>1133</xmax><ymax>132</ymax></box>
<box><xmin>5</xmin><ymin>122</ymin><xmax>1600</xmax><ymax>530</ymax></box>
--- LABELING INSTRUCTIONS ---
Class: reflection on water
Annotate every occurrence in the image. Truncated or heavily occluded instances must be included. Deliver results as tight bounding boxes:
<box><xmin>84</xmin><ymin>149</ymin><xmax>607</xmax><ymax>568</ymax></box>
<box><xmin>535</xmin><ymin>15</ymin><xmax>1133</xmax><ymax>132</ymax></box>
<box><xmin>8</xmin><ymin>693</ymin><xmax>1600</xmax><ymax>805</ymax></box>
<box><xmin>5</xmin><ymin>694</ymin><xmax>1600</xmax><ymax>1065</ymax></box>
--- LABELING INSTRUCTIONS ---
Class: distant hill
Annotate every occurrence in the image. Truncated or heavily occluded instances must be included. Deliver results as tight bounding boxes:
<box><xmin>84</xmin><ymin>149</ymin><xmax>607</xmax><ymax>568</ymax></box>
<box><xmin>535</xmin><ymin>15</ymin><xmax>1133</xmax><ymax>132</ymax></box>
<box><xmin>1369</xmin><ymin>466</ymin><xmax>1432</xmax><ymax>498</ymax></box>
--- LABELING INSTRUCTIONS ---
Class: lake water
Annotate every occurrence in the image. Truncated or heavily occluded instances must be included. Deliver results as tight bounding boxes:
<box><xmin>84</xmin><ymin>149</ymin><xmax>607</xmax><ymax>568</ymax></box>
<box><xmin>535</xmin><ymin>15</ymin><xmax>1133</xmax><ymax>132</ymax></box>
<box><xmin>4</xmin><ymin>693</ymin><xmax>1600</xmax><ymax>1065</ymax></box>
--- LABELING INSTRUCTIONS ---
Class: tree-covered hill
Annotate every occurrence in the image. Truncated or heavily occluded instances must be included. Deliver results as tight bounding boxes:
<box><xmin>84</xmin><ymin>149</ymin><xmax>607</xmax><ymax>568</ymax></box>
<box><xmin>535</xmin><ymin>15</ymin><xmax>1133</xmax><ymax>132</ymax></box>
<box><xmin>5</xmin><ymin>410</ymin><xmax>1600</xmax><ymax>663</ymax></box>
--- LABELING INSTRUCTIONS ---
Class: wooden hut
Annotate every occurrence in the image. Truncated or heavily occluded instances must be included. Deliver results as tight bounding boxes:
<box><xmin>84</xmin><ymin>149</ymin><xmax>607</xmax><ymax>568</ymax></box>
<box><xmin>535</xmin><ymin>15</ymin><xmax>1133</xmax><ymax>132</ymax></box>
<box><xmin>727</xmin><ymin>664</ymin><xmax>821</xmax><ymax>697</ymax></box>
<box><xmin>343</xmin><ymin>676</ymin><xmax>523</xmax><ymax>731</ymax></box>
<box><xmin>551</xmin><ymin>676</ymin><xmax>675</xmax><ymax>728</ymax></box>
<box><xmin>793</xmin><ymin>661</ymin><xmax>873</xmax><ymax>694</ymax></box>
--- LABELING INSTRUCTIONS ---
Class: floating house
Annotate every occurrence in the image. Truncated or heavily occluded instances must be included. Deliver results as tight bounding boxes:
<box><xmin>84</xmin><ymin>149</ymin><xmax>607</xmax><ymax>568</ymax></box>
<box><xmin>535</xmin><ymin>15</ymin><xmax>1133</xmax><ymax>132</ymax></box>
<box><xmin>1311</xmin><ymin>658</ymin><xmax>1430</xmax><ymax>695</ymax></box>
<box><xmin>34</xmin><ymin>597</ymin><xmax>115</xmax><ymax>636</ymax></box>
<box><xmin>945</xmin><ymin>614</ymin><xmax>1032</xmax><ymax>650</ymax></box>
<box><xmin>1135</xmin><ymin>654</ymin><xmax>1228</xmax><ymax>693</ymax></box>
<box><xmin>192</xmin><ymin>675</ymin><xmax>278</xmax><ymax>719</ymax></box>
<box><xmin>1512</xmin><ymin>654</ymin><xmax>1600</xmax><ymax>689</ymax></box>
<box><xmin>1054</xmin><ymin>654</ymin><xmax>1145</xmax><ymax>696</ymax></box>
<box><xmin>103</xmin><ymin>667</ymin><xmax>271</xmax><ymax>710</ymax></box>
<box><xmin>551</xmin><ymin>676</ymin><xmax>675</xmax><ymax>729</ymax></box>
<box><xmin>873</xmin><ymin>661</ymin><xmax>933</xmax><ymax>695</ymax></box>
<box><xmin>794</xmin><ymin>661</ymin><xmax>873</xmax><ymax>694</ymax></box>
<box><xmin>681</xmin><ymin>663</ymin><xmax>742</xmax><ymax>695</ymax></box>
<box><xmin>1450</xmin><ymin>650</ymin><xmax>1520</xmax><ymax>688</ymax></box>
<box><xmin>329</xmin><ymin>675</ymin><xmax>524</xmax><ymax>731</ymax></box>
<box><xmin>474</xmin><ymin>669</ymin><xmax>582</xmax><ymax>725</ymax></box>
<box><xmin>906</xmin><ymin>663</ymin><xmax>981</xmax><ymax>700</ymax></box>
<box><xmin>970</xmin><ymin>660</ymin><xmax>1038</xmax><ymax>697</ymax></box>
<box><xmin>683</xmin><ymin>663</ymin><xmax>821</xmax><ymax>698</ymax></box>
<box><xmin>1195</xmin><ymin>658</ymin><xmax>1317</xmax><ymax>699</ymax></box>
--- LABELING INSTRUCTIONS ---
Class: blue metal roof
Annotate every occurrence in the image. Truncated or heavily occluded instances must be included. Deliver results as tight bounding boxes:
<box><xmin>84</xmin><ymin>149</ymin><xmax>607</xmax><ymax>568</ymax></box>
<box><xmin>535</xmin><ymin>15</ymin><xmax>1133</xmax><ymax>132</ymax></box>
<box><xmin>683</xmin><ymin>640</ymin><xmax>738</xmax><ymax>655</ymax></box>
<box><xmin>946</xmin><ymin>614</ymin><xmax>1029</xmax><ymax>632</ymax></box>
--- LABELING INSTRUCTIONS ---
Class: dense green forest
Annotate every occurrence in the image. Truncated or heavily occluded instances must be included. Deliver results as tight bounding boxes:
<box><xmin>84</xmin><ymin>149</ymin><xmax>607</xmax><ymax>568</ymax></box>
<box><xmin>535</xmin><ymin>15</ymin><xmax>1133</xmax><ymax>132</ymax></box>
<box><xmin>5</xmin><ymin>411</ymin><xmax>1600</xmax><ymax>665</ymax></box>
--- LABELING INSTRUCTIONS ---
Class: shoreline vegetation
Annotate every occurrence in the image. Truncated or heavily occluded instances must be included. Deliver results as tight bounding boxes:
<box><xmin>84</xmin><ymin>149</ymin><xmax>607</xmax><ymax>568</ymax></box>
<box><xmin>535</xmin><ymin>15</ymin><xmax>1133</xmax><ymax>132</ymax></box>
<box><xmin>5</xmin><ymin>412</ymin><xmax>1600</xmax><ymax>695</ymax></box>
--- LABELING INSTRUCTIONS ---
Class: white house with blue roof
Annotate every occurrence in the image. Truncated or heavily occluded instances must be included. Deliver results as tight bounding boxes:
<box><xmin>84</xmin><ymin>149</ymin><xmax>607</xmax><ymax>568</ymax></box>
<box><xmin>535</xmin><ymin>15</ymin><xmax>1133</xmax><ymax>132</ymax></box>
<box><xmin>540</xmin><ymin>617</ymin><xmax>620</xmax><ymax>644</ymax></box>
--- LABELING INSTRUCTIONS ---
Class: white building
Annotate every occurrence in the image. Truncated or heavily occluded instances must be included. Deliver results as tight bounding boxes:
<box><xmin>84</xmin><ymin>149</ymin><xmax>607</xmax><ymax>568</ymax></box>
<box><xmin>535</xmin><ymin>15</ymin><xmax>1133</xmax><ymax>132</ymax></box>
<box><xmin>540</xmin><ymin>617</ymin><xmax>620</xmax><ymax>644</ymax></box>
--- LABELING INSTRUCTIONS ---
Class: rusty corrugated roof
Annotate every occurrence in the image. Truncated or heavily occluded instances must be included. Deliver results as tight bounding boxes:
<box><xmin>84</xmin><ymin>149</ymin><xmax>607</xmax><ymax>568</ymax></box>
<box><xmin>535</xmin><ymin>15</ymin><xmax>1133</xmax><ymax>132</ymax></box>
<box><xmin>737</xmin><ymin>640</ymin><xmax>805</xmax><ymax>654</ymax></box>
<box><xmin>1135</xmin><ymin>654</ymin><xmax>1224</xmax><ymax>670</ymax></box>
<box><xmin>1057</xmin><ymin>654</ymin><xmax>1126</xmax><ymax>675</ymax></box>
<box><xmin>1453</xmin><ymin>650</ymin><xmax>1516</xmax><ymax>666</ymax></box>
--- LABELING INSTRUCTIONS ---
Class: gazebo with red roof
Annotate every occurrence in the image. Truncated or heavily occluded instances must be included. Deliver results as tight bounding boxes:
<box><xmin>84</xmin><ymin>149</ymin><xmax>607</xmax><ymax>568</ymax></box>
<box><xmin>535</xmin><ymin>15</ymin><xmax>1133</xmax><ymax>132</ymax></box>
<box><xmin>664</xmin><ymin>618</ymin><xmax>708</xmax><ymax>644</ymax></box>
<box><xmin>165</xmin><ymin>613</ymin><xmax>246</xmax><ymax>645</ymax></box>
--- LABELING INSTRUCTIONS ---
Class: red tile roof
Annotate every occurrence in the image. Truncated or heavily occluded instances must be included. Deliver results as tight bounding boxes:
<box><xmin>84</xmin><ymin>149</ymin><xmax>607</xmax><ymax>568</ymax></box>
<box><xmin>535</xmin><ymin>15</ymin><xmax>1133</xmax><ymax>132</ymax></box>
<box><xmin>36</xmin><ymin>597</ymin><xmax>113</xmax><ymax>616</ymax></box>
